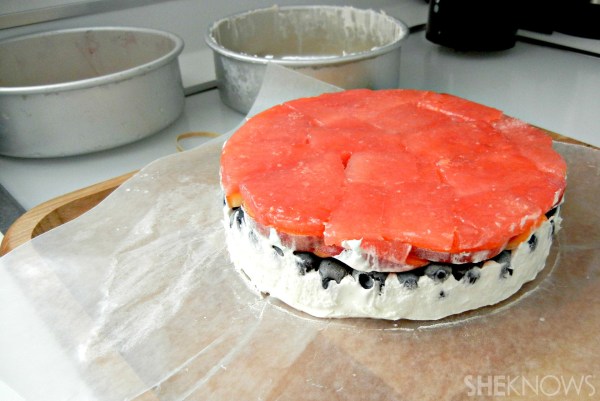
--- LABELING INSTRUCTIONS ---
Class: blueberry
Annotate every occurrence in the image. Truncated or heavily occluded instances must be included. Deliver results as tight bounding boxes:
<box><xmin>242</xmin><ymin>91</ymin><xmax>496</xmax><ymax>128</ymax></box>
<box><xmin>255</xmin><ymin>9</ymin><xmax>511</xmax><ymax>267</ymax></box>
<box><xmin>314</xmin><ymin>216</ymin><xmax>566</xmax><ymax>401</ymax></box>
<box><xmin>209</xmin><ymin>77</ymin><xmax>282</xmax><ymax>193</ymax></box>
<box><xmin>494</xmin><ymin>251</ymin><xmax>513</xmax><ymax>279</ymax></box>
<box><xmin>528</xmin><ymin>233</ymin><xmax>538</xmax><ymax>251</ymax></box>
<box><xmin>229</xmin><ymin>207</ymin><xmax>244</xmax><ymax>228</ymax></box>
<box><xmin>353</xmin><ymin>271</ymin><xmax>388</xmax><ymax>290</ymax></box>
<box><xmin>546</xmin><ymin>206</ymin><xmax>560</xmax><ymax>235</ymax></box>
<box><xmin>272</xmin><ymin>245</ymin><xmax>284</xmax><ymax>257</ymax></box>
<box><xmin>371</xmin><ymin>272</ymin><xmax>388</xmax><ymax>287</ymax></box>
<box><xmin>397</xmin><ymin>272</ymin><xmax>419</xmax><ymax>289</ymax></box>
<box><xmin>464</xmin><ymin>268</ymin><xmax>480</xmax><ymax>284</ymax></box>
<box><xmin>451</xmin><ymin>265</ymin><xmax>469</xmax><ymax>281</ymax></box>
<box><xmin>355</xmin><ymin>272</ymin><xmax>374</xmax><ymax>289</ymax></box>
<box><xmin>248</xmin><ymin>230</ymin><xmax>258</xmax><ymax>244</ymax></box>
<box><xmin>501</xmin><ymin>265</ymin><xmax>514</xmax><ymax>278</ymax></box>
<box><xmin>294</xmin><ymin>252</ymin><xmax>321</xmax><ymax>275</ymax></box>
<box><xmin>545</xmin><ymin>206</ymin><xmax>558</xmax><ymax>219</ymax></box>
<box><xmin>452</xmin><ymin>264</ymin><xmax>481</xmax><ymax>284</ymax></box>
<box><xmin>236</xmin><ymin>208</ymin><xmax>245</xmax><ymax>226</ymax></box>
<box><xmin>319</xmin><ymin>259</ymin><xmax>350</xmax><ymax>289</ymax></box>
<box><xmin>493</xmin><ymin>250</ymin><xmax>511</xmax><ymax>266</ymax></box>
<box><xmin>425</xmin><ymin>264</ymin><xmax>452</xmax><ymax>283</ymax></box>
<box><xmin>228</xmin><ymin>209</ymin><xmax>237</xmax><ymax>227</ymax></box>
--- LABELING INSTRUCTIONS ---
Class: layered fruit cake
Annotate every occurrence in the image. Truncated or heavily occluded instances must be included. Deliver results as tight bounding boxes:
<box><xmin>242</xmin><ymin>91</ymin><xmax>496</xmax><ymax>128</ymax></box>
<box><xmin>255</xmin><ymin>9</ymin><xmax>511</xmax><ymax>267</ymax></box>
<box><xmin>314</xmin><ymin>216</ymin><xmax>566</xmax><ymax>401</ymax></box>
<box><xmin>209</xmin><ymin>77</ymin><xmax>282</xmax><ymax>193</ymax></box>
<box><xmin>220</xmin><ymin>89</ymin><xmax>567</xmax><ymax>320</ymax></box>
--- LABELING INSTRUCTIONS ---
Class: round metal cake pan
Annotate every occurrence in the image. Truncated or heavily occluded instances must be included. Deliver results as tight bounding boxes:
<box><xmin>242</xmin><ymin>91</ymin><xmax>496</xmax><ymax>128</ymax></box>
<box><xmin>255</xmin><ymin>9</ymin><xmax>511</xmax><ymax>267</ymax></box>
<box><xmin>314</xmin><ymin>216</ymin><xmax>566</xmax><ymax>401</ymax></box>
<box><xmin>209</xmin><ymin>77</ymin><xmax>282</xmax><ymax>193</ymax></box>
<box><xmin>0</xmin><ymin>27</ymin><xmax>185</xmax><ymax>158</ymax></box>
<box><xmin>205</xmin><ymin>6</ymin><xmax>409</xmax><ymax>114</ymax></box>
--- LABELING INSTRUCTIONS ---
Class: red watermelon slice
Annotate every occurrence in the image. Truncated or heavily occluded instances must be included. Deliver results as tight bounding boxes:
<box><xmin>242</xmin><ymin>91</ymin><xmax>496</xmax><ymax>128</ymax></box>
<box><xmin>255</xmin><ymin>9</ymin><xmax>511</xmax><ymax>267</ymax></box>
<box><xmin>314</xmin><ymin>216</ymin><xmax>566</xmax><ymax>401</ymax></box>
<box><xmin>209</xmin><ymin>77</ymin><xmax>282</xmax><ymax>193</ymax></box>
<box><xmin>221</xmin><ymin>89</ymin><xmax>567</xmax><ymax>268</ymax></box>
<box><xmin>239</xmin><ymin>152</ymin><xmax>345</xmax><ymax>236</ymax></box>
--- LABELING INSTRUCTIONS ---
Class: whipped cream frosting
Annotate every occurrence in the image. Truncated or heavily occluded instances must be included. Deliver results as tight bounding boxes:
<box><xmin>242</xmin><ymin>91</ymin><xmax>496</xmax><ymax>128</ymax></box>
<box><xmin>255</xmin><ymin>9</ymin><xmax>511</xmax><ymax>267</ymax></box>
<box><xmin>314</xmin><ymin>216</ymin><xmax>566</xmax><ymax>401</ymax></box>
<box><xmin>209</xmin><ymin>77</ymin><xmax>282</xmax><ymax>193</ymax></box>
<box><xmin>223</xmin><ymin>205</ymin><xmax>561</xmax><ymax>321</ymax></box>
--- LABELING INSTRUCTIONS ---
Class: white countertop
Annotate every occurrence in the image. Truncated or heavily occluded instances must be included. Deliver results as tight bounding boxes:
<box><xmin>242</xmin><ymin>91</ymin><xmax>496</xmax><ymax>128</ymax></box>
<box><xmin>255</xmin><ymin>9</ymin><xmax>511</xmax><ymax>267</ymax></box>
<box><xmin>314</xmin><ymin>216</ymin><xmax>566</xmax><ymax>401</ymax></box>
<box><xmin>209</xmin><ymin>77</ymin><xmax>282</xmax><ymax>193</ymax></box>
<box><xmin>401</xmin><ymin>31</ymin><xmax>600</xmax><ymax>147</ymax></box>
<box><xmin>1</xmin><ymin>29</ymin><xmax>598</xmax><ymax>213</ymax></box>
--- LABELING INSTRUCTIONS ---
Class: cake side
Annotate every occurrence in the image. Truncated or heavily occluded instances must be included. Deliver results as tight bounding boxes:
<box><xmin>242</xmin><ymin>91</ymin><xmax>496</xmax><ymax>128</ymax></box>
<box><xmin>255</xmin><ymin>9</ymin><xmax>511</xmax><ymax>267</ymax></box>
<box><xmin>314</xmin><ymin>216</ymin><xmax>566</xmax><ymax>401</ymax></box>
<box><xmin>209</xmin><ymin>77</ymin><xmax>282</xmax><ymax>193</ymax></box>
<box><xmin>224</xmin><ymin>203</ymin><xmax>561</xmax><ymax>320</ymax></box>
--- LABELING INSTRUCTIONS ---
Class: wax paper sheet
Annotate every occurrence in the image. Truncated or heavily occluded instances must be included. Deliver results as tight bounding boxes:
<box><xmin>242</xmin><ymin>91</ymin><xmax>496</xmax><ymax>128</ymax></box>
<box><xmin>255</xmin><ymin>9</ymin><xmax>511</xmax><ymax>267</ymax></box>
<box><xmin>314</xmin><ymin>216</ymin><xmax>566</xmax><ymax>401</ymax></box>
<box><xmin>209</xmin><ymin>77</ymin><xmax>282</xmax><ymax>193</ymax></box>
<box><xmin>1</xmin><ymin>65</ymin><xmax>599</xmax><ymax>401</ymax></box>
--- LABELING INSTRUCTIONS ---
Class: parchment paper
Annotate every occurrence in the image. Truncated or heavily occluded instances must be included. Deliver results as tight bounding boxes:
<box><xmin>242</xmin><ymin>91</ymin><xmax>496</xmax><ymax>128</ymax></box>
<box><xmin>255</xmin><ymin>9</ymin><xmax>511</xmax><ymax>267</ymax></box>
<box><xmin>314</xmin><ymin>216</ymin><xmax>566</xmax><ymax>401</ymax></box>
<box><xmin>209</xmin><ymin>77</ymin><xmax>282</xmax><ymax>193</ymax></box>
<box><xmin>1</xmin><ymin>65</ymin><xmax>599</xmax><ymax>401</ymax></box>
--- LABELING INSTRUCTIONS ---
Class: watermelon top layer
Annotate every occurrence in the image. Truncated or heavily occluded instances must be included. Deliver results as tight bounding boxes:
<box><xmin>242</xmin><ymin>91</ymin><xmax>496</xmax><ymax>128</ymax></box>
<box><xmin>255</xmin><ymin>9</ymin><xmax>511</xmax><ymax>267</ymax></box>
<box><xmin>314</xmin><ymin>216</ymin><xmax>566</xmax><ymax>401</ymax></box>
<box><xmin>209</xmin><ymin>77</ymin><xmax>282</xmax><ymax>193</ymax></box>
<box><xmin>220</xmin><ymin>89</ymin><xmax>566</xmax><ymax>263</ymax></box>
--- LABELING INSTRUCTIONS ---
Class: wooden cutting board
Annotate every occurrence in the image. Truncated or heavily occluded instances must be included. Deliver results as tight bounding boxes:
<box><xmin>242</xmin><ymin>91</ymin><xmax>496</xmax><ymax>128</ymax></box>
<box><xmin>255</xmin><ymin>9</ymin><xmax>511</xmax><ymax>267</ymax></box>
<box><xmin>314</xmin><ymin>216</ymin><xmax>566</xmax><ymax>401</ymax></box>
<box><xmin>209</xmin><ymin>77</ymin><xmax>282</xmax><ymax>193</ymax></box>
<box><xmin>0</xmin><ymin>131</ymin><xmax>594</xmax><ymax>256</ymax></box>
<box><xmin>0</xmin><ymin>171</ymin><xmax>135</xmax><ymax>256</ymax></box>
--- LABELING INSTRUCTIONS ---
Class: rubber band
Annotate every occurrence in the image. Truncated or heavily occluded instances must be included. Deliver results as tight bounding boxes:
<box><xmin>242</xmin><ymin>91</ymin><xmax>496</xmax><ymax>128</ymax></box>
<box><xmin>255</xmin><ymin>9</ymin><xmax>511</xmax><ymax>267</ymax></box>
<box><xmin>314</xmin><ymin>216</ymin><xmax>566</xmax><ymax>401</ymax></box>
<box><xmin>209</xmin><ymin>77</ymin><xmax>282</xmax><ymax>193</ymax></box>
<box><xmin>175</xmin><ymin>131</ymin><xmax>220</xmax><ymax>152</ymax></box>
